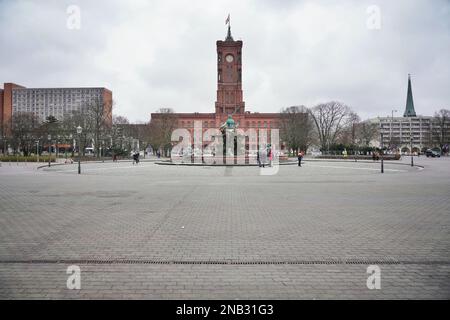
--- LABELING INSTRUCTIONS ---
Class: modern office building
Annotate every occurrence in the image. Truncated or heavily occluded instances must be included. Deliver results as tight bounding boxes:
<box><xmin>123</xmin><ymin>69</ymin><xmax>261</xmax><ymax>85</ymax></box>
<box><xmin>378</xmin><ymin>115</ymin><xmax>433</xmax><ymax>152</ymax></box>
<box><xmin>377</xmin><ymin>75</ymin><xmax>448</xmax><ymax>153</ymax></box>
<box><xmin>0</xmin><ymin>83</ymin><xmax>112</xmax><ymax>136</ymax></box>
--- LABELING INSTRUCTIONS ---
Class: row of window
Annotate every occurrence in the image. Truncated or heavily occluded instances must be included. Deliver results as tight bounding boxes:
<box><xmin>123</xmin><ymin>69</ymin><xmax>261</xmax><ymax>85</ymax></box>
<box><xmin>13</xmin><ymin>106</ymin><xmax>78</xmax><ymax>112</ymax></box>
<box><xmin>13</xmin><ymin>91</ymin><xmax>102</xmax><ymax>104</ymax></box>
<box><xmin>14</xmin><ymin>94</ymin><xmax>101</xmax><ymax>100</ymax></box>
<box><xmin>14</xmin><ymin>88</ymin><xmax>102</xmax><ymax>94</ymax></box>
<box><xmin>12</xmin><ymin>94</ymin><xmax>103</xmax><ymax>114</ymax></box>
<box><xmin>179</xmin><ymin>121</ymin><xmax>279</xmax><ymax>128</ymax></box>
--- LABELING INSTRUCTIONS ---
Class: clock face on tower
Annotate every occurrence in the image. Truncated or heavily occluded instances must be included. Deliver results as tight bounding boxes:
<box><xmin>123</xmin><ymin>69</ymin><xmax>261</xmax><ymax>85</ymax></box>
<box><xmin>215</xmin><ymin>34</ymin><xmax>244</xmax><ymax>114</ymax></box>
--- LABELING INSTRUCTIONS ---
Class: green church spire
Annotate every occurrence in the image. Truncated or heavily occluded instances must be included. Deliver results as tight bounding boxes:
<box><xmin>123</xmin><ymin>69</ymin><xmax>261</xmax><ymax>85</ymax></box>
<box><xmin>403</xmin><ymin>74</ymin><xmax>416</xmax><ymax>117</ymax></box>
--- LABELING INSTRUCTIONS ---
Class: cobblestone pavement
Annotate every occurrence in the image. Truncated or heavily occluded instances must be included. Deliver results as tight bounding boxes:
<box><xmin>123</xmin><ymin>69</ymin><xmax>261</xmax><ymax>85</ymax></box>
<box><xmin>0</xmin><ymin>157</ymin><xmax>449</xmax><ymax>299</ymax></box>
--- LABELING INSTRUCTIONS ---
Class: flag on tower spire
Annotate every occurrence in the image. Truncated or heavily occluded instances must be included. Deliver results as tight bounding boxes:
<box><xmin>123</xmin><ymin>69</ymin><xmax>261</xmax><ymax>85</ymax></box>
<box><xmin>225</xmin><ymin>14</ymin><xmax>233</xmax><ymax>41</ymax></box>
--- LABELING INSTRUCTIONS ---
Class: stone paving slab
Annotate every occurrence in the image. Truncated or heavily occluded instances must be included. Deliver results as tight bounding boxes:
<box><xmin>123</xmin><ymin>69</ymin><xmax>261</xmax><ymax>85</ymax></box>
<box><xmin>1</xmin><ymin>263</ymin><xmax>448</xmax><ymax>299</ymax></box>
<box><xmin>0</xmin><ymin>157</ymin><xmax>449</xmax><ymax>299</ymax></box>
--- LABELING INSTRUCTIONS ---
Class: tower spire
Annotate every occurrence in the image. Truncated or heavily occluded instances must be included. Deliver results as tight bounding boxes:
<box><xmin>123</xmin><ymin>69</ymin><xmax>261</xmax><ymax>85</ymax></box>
<box><xmin>225</xmin><ymin>14</ymin><xmax>233</xmax><ymax>41</ymax></box>
<box><xmin>226</xmin><ymin>25</ymin><xmax>234</xmax><ymax>41</ymax></box>
<box><xmin>403</xmin><ymin>74</ymin><xmax>416</xmax><ymax>117</ymax></box>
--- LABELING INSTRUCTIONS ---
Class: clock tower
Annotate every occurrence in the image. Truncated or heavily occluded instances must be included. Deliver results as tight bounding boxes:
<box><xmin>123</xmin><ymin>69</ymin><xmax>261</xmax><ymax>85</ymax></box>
<box><xmin>151</xmin><ymin>24</ymin><xmax>289</xmax><ymax>157</ymax></box>
<box><xmin>215</xmin><ymin>25</ymin><xmax>245</xmax><ymax>116</ymax></box>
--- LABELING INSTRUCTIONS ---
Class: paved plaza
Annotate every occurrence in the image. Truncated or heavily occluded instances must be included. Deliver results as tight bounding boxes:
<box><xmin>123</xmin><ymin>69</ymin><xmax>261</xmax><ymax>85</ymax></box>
<box><xmin>0</xmin><ymin>157</ymin><xmax>449</xmax><ymax>299</ymax></box>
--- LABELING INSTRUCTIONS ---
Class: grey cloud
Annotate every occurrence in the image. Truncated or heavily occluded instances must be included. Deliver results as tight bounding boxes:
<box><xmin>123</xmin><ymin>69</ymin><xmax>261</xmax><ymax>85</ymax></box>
<box><xmin>0</xmin><ymin>0</ymin><xmax>449</xmax><ymax>122</ymax></box>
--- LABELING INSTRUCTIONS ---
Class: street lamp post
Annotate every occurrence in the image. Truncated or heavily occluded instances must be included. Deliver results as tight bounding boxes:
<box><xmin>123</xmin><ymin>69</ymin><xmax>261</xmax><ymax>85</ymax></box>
<box><xmin>56</xmin><ymin>135</ymin><xmax>59</xmax><ymax>159</ymax></box>
<box><xmin>380</xmin><ymin>132</ymin><xmax>384</xmax><ymax>173</ymax></box>
<box><xmin>47</xmin><ymin>134</ymin><xmax>52</xmax><ymax>167</ymax></box>
<box><xmin>36</xmin><ymin>140</ymin><xmax>39</xmax><ymax>163</ymax></box>
<box><xmin>2</xmin><ymin>135</ymin><xmax>6</xmax><ymax>155</ymax></box>
<box><xmin>3</xmin><ymin>134</ymin><xmax>8</xmax><ymax>155</ymax></box>
<box><xmin>390</xmin><ymin>109</ymin><xmax>398</xmax><ymax>152</ymax></box>
<box><xmin>77</xmin><ymin>126</ymin><xmax>82</xmax><ymax>174</ymax></box>
<box><xmin>70</xmin><ymin>134</ymin><xmax>74</xmax><ymax>158</ymax></box>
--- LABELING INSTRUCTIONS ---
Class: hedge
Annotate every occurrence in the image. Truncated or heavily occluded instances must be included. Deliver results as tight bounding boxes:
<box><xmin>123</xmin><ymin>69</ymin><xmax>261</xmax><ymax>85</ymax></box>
<box><xmin>315</xmin><ymin>154</ymin><xmax>401</xmax><ymax>160</ymax></box>
<box><xmin>0</xmin><ymin>155</ymin><xmax>56</xmax><ymax>162</ymax></box>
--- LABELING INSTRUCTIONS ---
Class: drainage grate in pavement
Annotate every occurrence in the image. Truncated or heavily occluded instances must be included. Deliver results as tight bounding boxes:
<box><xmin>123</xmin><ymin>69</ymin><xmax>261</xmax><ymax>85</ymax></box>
<box><xmin>0</xmin><ymin>259</ymin><xmax>448</xmax><ymax>265</ymax></box>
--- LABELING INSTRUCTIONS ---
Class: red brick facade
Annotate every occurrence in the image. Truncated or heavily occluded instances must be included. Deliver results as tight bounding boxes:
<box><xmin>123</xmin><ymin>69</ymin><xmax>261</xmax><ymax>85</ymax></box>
<box><xmin>103</xmin><ymin>88</ymin><xmax>113</xmax><ymax>127</ymax></box>
<box><xmin>1</xmin><ymin>83</ymin><xmax>25</xmax><ymax>136</ymax></box>
<box><xmin>150</xmin><ymin>28</ymin><xmax>283</xmax><ymax>148</ymax></box>
<box><xmin>0</xmin><ymin>88</ymin><xmax>3</xmax><ymax>135</ymax></box>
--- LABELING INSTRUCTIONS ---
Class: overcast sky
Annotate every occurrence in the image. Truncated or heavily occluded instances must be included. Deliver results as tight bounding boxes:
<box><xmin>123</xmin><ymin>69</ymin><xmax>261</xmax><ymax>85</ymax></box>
<box><xmin>1</xmin><ymin>0</ymin><xmax>449</xmax><ymax>122</ymax></box>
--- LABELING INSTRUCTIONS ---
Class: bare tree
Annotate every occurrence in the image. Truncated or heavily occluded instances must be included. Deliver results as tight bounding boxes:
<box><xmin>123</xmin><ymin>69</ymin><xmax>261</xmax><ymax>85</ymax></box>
<box><xmin>113</xmin><ymin>115</ymin><xmax>130</xmax><ymax>126</ymax></box>
<box><xmin>11</xmin><ymin>112</ymin><xmax>40</xmax><ymax>156</ymax></box>
<box><xmin>106</xmin><ymin>116</ymin><xmax>154</xmax><ymax>157</ymax></box>
<box><xmin>309</xmin><ymin>101</ymin><xmax>354</xmax><ymax>152</ymax></box>
<box><xmin>62</xmin><ymin>110</ymin><xmax>93</xmax><ymax>156</ymax></box>
<box><xmin>148</xmin><ymin>108</ymin><xmax>178</xmax><ymax>157</ymax></box>
<box><xmin>355</xmin><ymin>121</ymin><xmax>379</xmax><ymax>147</ymax></box>
<box><xmin>338</xmin><ymin>112</ymin><xmax>361</xmax><ymax>146</ymax></box>
<box><xmin>280</xmin><ymin>105</ymin><xmax>313</xmax><ymax>155</ymax></box>
<box><xmin>111</xmin><ymin>115</ymin><xmax>130</xmax><ymax>152</ymax></box>
<box><xmin>39</xmin><ymin>115</ymin><xmax>60</xmax><ymax>143</ymax></box>
<box><xmin>431</xmin><ymin>109</ymin><xmax>450</xmax><ymax>150</ymax></box>
<box><xmin>133</xmin><ymin>122</ymin><xmax>152</xmax><ymax>155</ymax></box>
<box><xmin>82</xmin><ymin>97</ymin><xmax>113</xmax><ymax>157</ymax></box>
<box><xmin>1</xmin><ymin>121</ymin><xmax>11</xmax><ymax>154</ymax></box>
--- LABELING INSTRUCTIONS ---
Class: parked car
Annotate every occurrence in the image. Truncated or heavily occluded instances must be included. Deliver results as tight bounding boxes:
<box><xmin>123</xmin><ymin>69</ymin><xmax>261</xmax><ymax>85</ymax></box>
<box><xmin>425</xmin><ymin>149</ymin><xmax>441</xmax><ymax>158</ymax></box>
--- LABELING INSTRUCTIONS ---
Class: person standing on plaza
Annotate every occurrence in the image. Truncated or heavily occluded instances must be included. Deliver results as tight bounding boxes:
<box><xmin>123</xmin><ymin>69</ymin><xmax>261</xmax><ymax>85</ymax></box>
<box><xmin>133</xmin><ymin>151</ymin><xmax>140</xmax><ymax>165</ymax></box>
<box><xmin>257</xmin><ymin>149</ymin><xmax>261</xmax><ymax>167</ymax></box>
<box><xmin>298</xmin><ymin>150</ymin><xmax>303</xmax><ymax>167</ymax></box>
<box><xmin>268</xmin><ymin>147</ymin><xmax>273</xmax><ymax>167</ymax></box>
<box><xmin>260</xmin><ymin>148</ymin><xmax>267</xmax><ymax>168</ymax></box>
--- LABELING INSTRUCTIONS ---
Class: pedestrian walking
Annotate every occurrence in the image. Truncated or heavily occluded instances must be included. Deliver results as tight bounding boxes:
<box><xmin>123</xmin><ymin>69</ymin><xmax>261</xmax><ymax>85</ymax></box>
<box><xmin>298</xmin><ymin>151</ymin><xmax>303</xmax><ymax>167</ymax></box>
<box><xmin>260</xmin><ymin>148</ymin><xmax>267</xmax><ymax>168</ymax></box>
<box><xmin>268</xmin><ymin>147</ymin><xmax>272</xmax><ymax>167</ymax></box>
<box><xmin>133</xmin><ymin>151</ymin><xmax>140</xmax><ymax>165</ymax></box>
